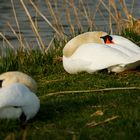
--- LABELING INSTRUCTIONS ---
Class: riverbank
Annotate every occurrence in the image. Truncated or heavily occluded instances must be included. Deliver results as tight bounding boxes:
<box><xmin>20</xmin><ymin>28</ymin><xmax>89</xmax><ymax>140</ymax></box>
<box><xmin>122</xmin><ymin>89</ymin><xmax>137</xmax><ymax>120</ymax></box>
<box><xmin>0</xmin><ymin>29</ymin><xmax>140</xmax><ymax>139</ymax></box>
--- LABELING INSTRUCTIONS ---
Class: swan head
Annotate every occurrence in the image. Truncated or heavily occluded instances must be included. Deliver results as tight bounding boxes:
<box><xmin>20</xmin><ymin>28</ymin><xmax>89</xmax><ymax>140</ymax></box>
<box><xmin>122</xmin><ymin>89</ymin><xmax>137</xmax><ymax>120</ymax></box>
<box><xmin>63</xmin><ymin>31</ymin><xmax>108</xmax><ymax>57</ymax></box>
<box><xmin>100</xmin><ymin>35</ymin><xmax>114</xmax><ymax>44</ymax></box>
<box><xmin>0</xmin><ymin>71</ymin><xmax>37</xmax><ymax>92</ymax></box>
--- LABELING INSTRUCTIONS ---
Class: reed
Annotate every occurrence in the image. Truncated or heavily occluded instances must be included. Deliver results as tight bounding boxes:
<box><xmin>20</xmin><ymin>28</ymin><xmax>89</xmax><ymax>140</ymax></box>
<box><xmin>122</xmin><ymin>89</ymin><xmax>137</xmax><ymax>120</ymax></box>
<box><xmin>20</xmin><ymin>0</ymin><xmax>46</xmax><ymax>53</ymax></box>
<box><xmin>65</xmin><ymin>7</ymin><xmax>75</xmax><ymax>35</ymax></box>
<box><xmin>30</xmin><ymin>0</ymin><xmax>136</xmax><ymax>38</ymax></box>
<box><xmin>11</xmin><ymin>0</ymin><xmax>25</xmax><ymax>50</ymax></box>
<box><xmin>80</xmin><ymin>0</ymin><xmax>93</xmax><ymax>31</ymax></box>
<box><xmin>29</xmin><ymin>0</ymin><xmax>62</xmax><ymax>38</ymax></box>
<box><xmin>0</xmin><ymin>0</ymin><xmax>137</xmax><ymax>54</ymax></box>
<box><xmin>45</xmin><ymin>0</ymin><xmax>65</xmax><ymax>36</ymax></box>
<box><xmin>0</xmin><ymin>32</ymin><xmax>15</xmax><ymax>50</ymax></box>
<box><xmin>66</xmin><ymin>0</ymin><xmax>83</xmax><ymax>32</ymax></box>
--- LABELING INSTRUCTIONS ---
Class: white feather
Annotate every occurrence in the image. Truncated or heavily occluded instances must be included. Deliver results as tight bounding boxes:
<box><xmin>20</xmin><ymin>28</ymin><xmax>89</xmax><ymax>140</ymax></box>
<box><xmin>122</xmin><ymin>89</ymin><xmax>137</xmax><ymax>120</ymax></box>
<box><xmin>111</xmin><ymin>35</ymin><xmax>140</xmax><ymax>54</ymax></box>
<box><xmin>63</xmin><ymin>41</ymin><xmax>140</xmax><ymax>73</ymax></box>
<box><xmin>0</xmin><ymin>83</ymin><xmax>40</xmax><ymax>121</ymax></box>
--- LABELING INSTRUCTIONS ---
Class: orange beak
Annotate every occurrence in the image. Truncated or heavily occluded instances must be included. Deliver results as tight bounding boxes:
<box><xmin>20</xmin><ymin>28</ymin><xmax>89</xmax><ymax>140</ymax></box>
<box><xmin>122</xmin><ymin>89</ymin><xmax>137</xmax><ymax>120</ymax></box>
<box><xmin>106</xmin><ymin>38</ymin><xmax>114</xmax><ymax>44</ymax></box>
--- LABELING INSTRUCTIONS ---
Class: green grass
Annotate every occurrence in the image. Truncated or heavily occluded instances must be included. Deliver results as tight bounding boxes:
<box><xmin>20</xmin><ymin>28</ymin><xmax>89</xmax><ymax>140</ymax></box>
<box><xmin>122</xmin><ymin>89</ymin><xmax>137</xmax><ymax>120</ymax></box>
<box><xmin>1</xmin><ymin>30</ymin><xmax>140</xmax><ymax>140</ymax></box>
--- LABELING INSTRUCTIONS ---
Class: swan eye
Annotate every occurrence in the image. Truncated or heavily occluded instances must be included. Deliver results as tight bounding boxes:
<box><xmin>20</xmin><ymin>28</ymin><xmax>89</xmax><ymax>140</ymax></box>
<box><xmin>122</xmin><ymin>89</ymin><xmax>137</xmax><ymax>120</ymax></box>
<box><xmin>0</xmin><ymin>80</ymin><xmax>3</xmax><ymax>88</ymax></box>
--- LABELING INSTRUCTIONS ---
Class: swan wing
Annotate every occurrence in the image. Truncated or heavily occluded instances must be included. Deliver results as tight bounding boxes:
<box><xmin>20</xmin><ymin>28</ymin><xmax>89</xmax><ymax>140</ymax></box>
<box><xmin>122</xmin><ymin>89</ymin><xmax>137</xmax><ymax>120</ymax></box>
<box><xmin>63</xmin><ymin>43</ymin><xmax>136</xmax><ymax>73</ymax></box>
<box><xmin>111</xmin><ymin>35</ymin><xmax>140</xmax><ymax>54</ymax></box>
<box><xmin>0</xmin><ymin>83</ymin><xmax>37</xmax><ymax>108</ymax></box>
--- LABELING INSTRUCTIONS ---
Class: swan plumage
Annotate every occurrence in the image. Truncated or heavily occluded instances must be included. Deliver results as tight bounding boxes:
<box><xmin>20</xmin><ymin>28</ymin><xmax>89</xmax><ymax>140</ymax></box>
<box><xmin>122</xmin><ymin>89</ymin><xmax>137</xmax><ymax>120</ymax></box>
<box><xmin>63</xmin><ymin>31</ymin><xmax>140</xmax><ymax>73</ymax></box>
<box><xmin>108</xmin><ymin>35</ymin><xmax>140</xmax><ymax>54</ymax></box>
<box><xmin>0</xmin><ymin>83</ymin><xmax>40</xmax><ymax>121</ymax></box>
<box><xmin>0</xmin><ymin>71</ymin><xmax>37</xmax><ymax>92</ymax></box>
<box><xmin>63</xmin><ymin>31</ymin><xmax>107</xmax><ymax>57</ymax></box>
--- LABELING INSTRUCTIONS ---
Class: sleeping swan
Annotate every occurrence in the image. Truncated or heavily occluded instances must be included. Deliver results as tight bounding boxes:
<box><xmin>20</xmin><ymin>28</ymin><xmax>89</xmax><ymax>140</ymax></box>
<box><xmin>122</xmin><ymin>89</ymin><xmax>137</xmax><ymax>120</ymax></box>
<box><xmin>0</xmin><ymin>71</ymin><xmax>37</xmax><ymax>92</ymax></box>
<box><xmin>63</xmin><ymin>31</ymin><xmax>140</xmax><ymax>73</ymax></box>
<box><xmin>0</xmin><ymin>83</ymin><xmax>40</xmax><ymax>121</ymax></box>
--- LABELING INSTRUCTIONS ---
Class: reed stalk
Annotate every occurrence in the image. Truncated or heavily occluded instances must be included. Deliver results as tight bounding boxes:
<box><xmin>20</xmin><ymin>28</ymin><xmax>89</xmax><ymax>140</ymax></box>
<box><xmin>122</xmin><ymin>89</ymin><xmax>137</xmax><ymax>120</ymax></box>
<box><xmin>45</xmin><ymin>0</ymin><xmax>64</xmax><ymax>37</ymax></box>
<box><xmin>29</xmin><ymin>0</ymin><xmax>63</xmax><ymax>38</ymax></box>
<box><xmin>80</xmin><ymin>0</ymin><xmax>93</xmax><ymax>31</ymax></box>
<box><xmin>86</xmin><ymin>115</ymin><xmax>119</xmax><ymax>127</ymax></box>
<box><xmin>40</xmin><ymin>86</ymin><xmax>140</xmax><ymax>98</ymax></box>
<box><xmin>54</xmin><ymin>1</ymin><xmax>65</xmax><ymax>34</ymax></box>
<box><xmin>7</xmin><ymin>22</ymin><xmax>29</xmax><ymax>52</ymax></box>
<box><xmin>67</xmin><ymin>0</ymin><xmax>83</xmax><ymax>32</ymax></box>
<box><xmin>65</xmin><ymin>6</ymin><xmax>75</xmax><ymax>35</ymax></box>
<box><xmin>100</xmin><ymin>0</ymin><xmax>118</xmax><ymax>23</ymax></box>
<box><xmin>11</xmin><ymin>0</ymin><xmax>25</xmax><ymax>50</ymax></box>
<box><xmin>130</xmin><ymin>0</ymin><xmax>135</xmax><ymax>16</ymax></box>
<box><xmin>20</xmin><ymin>0</ymin><xmax>46</xmax><ymax>54</ymax></box>
<box><xmin>0</xmin><ymin>32</ymin><xmax>15</xmax><ymax>50</ymax></box>
<box><xmin>93</xmin><ymin>0</ymin><xmax>102</xmax><ymax>20</ymax></box>
<box><xmin>119</xmin><ymin>0</ymin><xmax>131</xmax><ymax>20</ymax></box>
<box><xmin>109</xmin><ymin>0</ymin><xmax>113</xmax><ymax>34</ymax></box>
<box><xmin>45</xmin><ymin>35</ymin><xmax>56</xmax><ymax>54</ymax></box>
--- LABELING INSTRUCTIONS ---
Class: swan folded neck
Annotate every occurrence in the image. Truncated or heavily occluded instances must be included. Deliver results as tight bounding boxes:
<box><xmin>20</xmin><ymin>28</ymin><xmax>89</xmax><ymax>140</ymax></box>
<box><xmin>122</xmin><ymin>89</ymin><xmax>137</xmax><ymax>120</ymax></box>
<box><xmin>63</xmin><ymin>31</ymin><xmax>108</xmax><ymax>57</ymax></box>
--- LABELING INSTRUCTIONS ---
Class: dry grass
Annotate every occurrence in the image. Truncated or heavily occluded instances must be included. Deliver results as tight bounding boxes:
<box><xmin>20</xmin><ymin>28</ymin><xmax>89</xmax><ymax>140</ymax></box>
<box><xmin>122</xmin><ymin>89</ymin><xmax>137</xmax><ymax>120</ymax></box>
<box><xmin>40</xmin><ymin>86</ymin><xmax>140</xmax><ymax>99</ymax></box>
<box><xmin>0</xmin><ymin>0</ymin><xmax>138</xmax><ymax>55</ymax></box>
<box><xmin>86</xmin><ymin>115</ymin><xmax>119</xmax><ymax>127</ymax></box>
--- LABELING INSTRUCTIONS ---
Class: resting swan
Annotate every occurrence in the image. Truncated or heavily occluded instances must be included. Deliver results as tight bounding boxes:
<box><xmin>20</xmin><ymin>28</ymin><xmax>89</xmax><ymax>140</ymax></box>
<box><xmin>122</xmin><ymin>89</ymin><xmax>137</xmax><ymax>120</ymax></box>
<box><xmin>0</xmin><ymin>83</ymin><xmax>40</xmax><ymax>121</ymax></box>
<box><xmin>0</xmin><ymin>71</ymin><xmax>37</xmax><ymax>92</ymax></box>
<box><xmin>63</xmin><ymin>31</ymin><xmax>140</xmax><ymax>73</ymax></box>
<box><xmin>0</xmin><ymin>71</ymin><xmax>39</xmax><ymax>121</ymax></box>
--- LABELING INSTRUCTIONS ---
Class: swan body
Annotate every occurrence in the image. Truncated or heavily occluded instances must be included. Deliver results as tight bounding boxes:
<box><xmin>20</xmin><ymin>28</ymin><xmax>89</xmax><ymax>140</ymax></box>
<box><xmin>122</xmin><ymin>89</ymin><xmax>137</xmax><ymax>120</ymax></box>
<box><xmin>0</xmin><ymin>71</ymin><xmax>37</xmax><ymax>92</ymax></box>
<box><xmin>109</xmin><ymin>35</ymin><xmax>140</xmax><ymax>54</ymax></box>
<box><xmin>63</xmin><ymin>43</ymin><xmax>140</xmax><ymax>73</ymax></box>
<box><xmin>0</xmin><ymin>83</ymin><xmax>40</xmax><ymax>121</ymax></box>
<box><xmin>63</xmin><ymin>32</ymin><xmax>140</xmax><ymax>74</ymax></box>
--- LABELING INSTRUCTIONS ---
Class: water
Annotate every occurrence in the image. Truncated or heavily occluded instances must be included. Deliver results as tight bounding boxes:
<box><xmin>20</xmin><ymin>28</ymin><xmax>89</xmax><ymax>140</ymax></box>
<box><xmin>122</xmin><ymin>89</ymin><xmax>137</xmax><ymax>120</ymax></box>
<box><xmin>0</xmin><ymin>0</ymin><xmax>140</xmax><ymax>51</ymax></box>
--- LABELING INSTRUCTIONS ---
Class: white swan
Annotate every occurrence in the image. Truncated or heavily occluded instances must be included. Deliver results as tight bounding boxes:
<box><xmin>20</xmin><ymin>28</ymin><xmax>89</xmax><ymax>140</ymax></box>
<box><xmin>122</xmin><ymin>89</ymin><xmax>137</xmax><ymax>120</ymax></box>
<box><xmin>0</xmin><ymin>71</ymin><xmax>37</xmax><ymax>92</ymax></box>
<box><xmin>63</xmin><ymin>31</ymin><xmax>140</xmax><ymax>73</ymax></box>
<box><xmin>0</xmin><ymin>83</ymin><xmax>40</xmax><ymax>121</ymax></box>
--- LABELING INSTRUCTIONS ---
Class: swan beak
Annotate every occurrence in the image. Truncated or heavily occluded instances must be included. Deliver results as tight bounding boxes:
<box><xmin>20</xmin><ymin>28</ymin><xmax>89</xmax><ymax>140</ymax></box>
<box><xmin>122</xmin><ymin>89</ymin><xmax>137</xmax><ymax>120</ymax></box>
<box><xmin>106</xmin><ymin>38</ymin><xmax>114</xmax><ymax>44</ymax></box>
<box><xmin>100</xmin><ymin>35</ymin><xmax>114</xmax><ymax>44</ymax></box>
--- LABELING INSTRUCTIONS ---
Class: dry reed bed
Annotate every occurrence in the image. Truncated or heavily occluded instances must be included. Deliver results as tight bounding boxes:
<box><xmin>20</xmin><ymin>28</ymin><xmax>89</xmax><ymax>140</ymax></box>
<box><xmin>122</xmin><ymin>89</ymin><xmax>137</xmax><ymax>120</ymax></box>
<box><xmin>0</xmin><ymin>0</ymin><xmax>138</xmax><ymax>55</ymax></box>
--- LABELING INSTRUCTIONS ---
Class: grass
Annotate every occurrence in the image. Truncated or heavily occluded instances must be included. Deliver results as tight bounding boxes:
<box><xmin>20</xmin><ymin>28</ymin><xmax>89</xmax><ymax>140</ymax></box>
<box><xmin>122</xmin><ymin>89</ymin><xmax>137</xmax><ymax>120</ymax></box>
<box><xmin>1</xmin><ymin>0</ymin><xmax>140</xmax><ymax>139</ymax></box>
<box><xmin>1</xmin><ymin>62</ymin><xmax>140</xmax><ymax>139</ymax></box>
<box><xmin>1</xmin><ymin>38</ymin><xmax>140</xmax><ymax>139</ymax></box>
